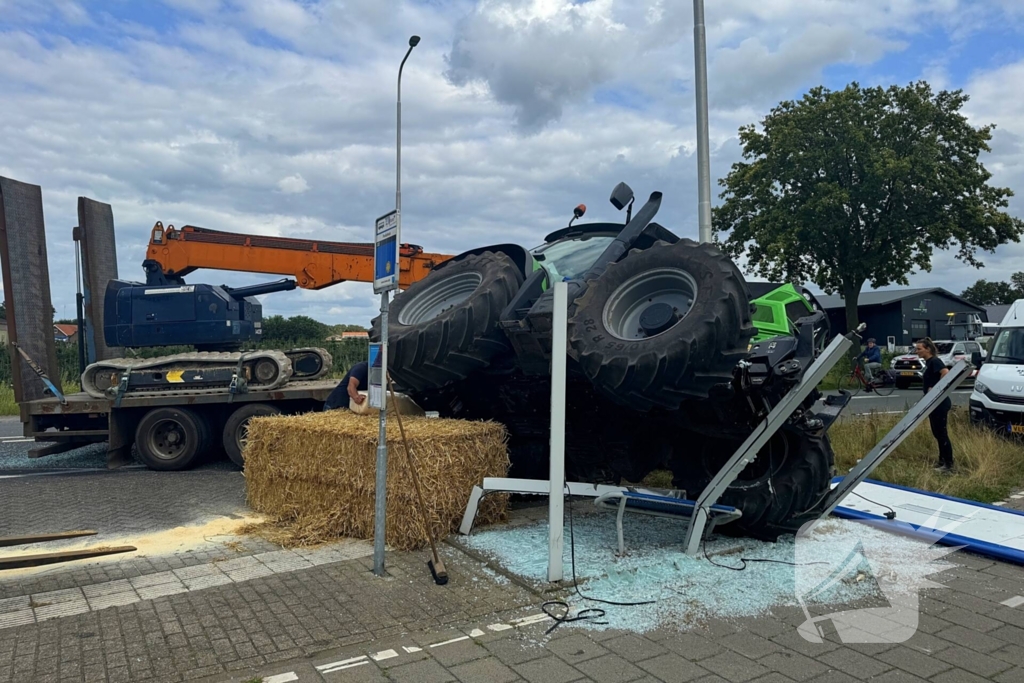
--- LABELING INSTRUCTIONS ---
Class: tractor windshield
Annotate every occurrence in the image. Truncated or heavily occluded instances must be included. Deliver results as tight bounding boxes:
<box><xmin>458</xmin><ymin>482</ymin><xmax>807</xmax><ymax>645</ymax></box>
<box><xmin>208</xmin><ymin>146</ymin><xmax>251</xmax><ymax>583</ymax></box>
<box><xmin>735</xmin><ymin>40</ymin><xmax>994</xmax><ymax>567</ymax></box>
<box><xmin>531</xmin><ymin>233</ymin><xmax>615</xmax><ymax>282</ymax></box>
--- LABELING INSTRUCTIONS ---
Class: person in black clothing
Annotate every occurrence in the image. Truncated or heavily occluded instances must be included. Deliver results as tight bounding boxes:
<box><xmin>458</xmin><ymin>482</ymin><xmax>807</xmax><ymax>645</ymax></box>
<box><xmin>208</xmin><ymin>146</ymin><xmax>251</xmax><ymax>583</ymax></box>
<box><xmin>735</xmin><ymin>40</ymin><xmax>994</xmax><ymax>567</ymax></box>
<box><xmin>323</xmin><ymin>361</ymin><xmax>368</xmax><ymax>411</ymax></box>
<box><xmin>915</xmin><ymin>338</ymin><xmax>954</xmax><ymax>473</ymax></box>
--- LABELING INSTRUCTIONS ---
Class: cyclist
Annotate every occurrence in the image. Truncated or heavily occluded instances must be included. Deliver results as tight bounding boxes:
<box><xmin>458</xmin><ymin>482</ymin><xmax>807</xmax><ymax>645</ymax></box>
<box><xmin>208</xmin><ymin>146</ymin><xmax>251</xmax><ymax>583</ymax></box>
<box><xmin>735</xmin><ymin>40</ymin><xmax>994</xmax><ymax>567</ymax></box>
<box><xmin>858</xmin><ymin>338</ymin><xmax>883</xmax><ymax>382</ymax></box>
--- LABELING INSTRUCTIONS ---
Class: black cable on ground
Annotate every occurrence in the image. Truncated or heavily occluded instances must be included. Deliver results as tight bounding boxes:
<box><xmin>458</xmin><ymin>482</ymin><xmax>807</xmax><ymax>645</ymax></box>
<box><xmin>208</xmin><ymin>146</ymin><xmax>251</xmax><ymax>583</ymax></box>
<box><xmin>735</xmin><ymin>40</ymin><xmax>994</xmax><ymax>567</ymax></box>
<box><xmin>851</xmin><ymin>490</ymin><xmax>897</xmax><ymax>519</ymax></box>
<box><xmin>541</xmin><ymin>487</ymin><xmax>656</xmax><ymax>635</ymax></box>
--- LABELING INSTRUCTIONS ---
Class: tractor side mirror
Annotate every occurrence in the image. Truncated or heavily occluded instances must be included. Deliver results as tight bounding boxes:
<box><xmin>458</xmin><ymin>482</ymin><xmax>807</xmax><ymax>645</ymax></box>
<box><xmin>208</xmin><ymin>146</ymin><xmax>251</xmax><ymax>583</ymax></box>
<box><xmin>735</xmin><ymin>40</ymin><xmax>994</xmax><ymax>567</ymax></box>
<box><xmin>971</xmin><ymin>351</ymin><xmax>983</xmax><ymax>368</ymax></box>
<box><xmin>609</xmin><ymin>182</ymin><xmax>634</xmax><ymax>210</ymax></box>
<box><xmin>573</xmin><ymin>204</ymin><xmax>586</xmax><ymax>219</ymax></box>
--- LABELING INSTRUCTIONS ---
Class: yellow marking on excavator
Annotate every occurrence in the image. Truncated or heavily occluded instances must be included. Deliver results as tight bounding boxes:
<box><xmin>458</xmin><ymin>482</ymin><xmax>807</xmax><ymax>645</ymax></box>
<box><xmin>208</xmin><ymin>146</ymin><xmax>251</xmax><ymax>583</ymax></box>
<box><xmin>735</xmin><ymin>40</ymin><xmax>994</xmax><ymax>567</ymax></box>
<box><xmin>166</xmin><ymin>370</ymin><xmax>185</xmax><ymax>383</ymax></box>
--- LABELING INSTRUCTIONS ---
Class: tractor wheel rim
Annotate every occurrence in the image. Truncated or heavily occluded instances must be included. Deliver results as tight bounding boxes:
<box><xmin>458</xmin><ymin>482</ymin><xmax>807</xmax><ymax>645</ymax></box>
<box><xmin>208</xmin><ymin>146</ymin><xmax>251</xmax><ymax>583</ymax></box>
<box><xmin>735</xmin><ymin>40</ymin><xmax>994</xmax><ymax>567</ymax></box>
<box><xmin>602</xmin><ymin>267</ymin><xmax>698</xmax><ymax>341</ymax></box>
<box><xmin>398</xmin><ymin>272</ymin><xmax>482</xmax><ymax>325</ymax></box>
<box><xmin>150</xmin><ymin>419</ymin><xmax>188</xmax><ymax>460</ymax></box>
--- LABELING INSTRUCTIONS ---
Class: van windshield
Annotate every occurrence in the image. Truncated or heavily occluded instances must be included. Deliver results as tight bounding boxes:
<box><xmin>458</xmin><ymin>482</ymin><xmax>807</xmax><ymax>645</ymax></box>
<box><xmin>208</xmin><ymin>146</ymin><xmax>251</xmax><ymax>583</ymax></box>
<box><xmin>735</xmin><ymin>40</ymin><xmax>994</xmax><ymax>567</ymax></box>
<box><xmin>987</xmin><ymin>328</ymin><xmax>1024</xmax><ymax>364</ymax></box>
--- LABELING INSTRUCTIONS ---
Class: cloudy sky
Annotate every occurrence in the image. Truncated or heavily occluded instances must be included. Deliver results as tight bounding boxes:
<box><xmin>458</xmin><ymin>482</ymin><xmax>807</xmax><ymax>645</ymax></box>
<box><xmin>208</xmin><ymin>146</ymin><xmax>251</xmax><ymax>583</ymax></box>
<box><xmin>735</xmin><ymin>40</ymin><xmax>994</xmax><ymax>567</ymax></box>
<box><xmin>2</xmin><ymin>0</ymin><xmax>1023</xmax><ymax>327</ymax></box>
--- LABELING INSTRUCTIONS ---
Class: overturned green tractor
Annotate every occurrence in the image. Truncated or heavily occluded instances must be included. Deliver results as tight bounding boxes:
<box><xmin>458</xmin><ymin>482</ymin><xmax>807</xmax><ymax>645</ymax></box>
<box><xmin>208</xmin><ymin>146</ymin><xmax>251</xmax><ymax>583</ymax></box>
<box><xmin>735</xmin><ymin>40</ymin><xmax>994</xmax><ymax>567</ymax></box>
<box><xmin>372</xmin><ymin>183</ymin><xmax>835</xmax><ymax>540</ymax></box>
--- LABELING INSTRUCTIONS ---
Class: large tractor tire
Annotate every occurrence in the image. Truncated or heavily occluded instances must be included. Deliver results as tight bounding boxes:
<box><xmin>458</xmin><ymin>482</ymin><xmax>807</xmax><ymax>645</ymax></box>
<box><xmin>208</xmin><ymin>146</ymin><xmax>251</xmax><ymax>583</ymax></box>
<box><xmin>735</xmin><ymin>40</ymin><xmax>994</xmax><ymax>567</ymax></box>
<box><xmin>670</xmin><ymin>428</ymin><xmax>835</xmax><ymax>541</ymax></box>
<box><xmin>568</xmin><ymin>239</ymin><xmax>755</xmax><ymax>411</ymax></box>
<box><xmin>372</xmin><ymin>251</ymin><xmax>523</xmax><ymax>393</ymax></box>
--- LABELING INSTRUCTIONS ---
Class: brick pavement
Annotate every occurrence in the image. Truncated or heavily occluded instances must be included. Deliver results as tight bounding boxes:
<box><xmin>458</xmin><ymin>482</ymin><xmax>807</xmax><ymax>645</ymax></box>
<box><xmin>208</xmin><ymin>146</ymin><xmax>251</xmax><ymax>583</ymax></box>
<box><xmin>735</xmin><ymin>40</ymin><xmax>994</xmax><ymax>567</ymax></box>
<box><xmin>188</xmin><ymin>546</ymin><xmax>1024</xmax><ymax>683</ymax></box>
<box><xmin>1</xmin><ymin>530</ymin><xmax>1021</xmax><ymax>683</ymax></box>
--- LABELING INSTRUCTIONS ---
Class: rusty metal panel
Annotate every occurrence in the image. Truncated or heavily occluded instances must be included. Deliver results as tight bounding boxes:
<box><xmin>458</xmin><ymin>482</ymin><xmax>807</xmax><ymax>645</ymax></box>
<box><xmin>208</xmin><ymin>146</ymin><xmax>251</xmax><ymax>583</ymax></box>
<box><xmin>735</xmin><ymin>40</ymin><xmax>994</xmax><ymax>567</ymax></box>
<box><xmin>0</xmin><ymin>177</ymin><xmax>62</xmax><ymax>403</ymax></box>
<box><xmin>77</xmin><ymin>197</ymin><xmax>122</xmax><ymax>362</ymax></box>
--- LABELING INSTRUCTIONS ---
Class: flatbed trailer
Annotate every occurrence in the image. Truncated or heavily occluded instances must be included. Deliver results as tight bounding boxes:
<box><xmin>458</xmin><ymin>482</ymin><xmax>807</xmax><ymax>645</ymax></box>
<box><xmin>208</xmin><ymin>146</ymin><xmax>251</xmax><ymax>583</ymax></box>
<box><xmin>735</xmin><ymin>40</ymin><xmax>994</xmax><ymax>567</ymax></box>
<box><xmin>1</xmin><ymin>175</ymin><xmax>344</xmax><ymax>470</ymax></box>
<box><xmin>21</xmin><ymin>381</ymin><xmax>337</xmax><ymax>466</ymax></box>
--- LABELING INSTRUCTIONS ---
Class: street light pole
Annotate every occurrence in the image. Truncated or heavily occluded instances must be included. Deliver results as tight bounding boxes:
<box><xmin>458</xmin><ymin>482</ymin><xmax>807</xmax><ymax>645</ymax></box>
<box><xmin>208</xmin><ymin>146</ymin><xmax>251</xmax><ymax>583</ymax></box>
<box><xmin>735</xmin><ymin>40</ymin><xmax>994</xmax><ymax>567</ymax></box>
<box><xmin>693</xmin><ymin>0</ymin><xmax>712</xmax><ymax>244</ymax></box>
<box><xmin>373</xmin><ymin>34</ymin><xmax>420</xmax><ymax>578</ymax></box>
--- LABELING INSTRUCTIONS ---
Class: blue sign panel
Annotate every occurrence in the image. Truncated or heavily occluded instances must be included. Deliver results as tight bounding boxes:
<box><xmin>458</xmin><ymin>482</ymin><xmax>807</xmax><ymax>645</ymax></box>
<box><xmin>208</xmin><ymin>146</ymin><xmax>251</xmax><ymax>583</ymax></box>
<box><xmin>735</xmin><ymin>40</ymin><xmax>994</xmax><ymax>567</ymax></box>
<box><xmin>374</xmin><ymin>210</ymin><xmax>400</xmax><ymax>293</ymax></box>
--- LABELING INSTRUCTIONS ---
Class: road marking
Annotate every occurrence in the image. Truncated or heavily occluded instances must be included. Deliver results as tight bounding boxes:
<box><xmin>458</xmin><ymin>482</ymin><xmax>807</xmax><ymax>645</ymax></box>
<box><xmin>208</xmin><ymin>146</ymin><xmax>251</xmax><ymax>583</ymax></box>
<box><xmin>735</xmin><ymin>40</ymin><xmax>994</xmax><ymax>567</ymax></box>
<box><xmin>371</xmin><ymin>649</ymin><xmax>398</xmax><ymax>661</ymax></box>
<box><xmin>511</xmin><ymin>613</ymin><xmax>550</xmax><ymax>627</ymax></box>
<box><xmin>402</xmin><ymin>646</ymin><xmax>422</xmax><ymax>653</ymax></box>
<box><xmin>264</xmin><ymin>673</ymin><xmax>299</xmax><ymax>683</ymax></box>
<box><xmin>323</xmin><ymin>661</ymin><xmax>369</xmax><ymax>673</ymax></box>
<box><xmin>1002</xmin><ymin>596</ymin><xmax>1024</xmax><ymax>609</ymax></box>
<box><xmin>468</xmin><ymin>628</ymin><xmax>486</xmax><ymax>638</ymax></box>
<box><xmin>317</xmin><ymin>655</ymin><xmax>367</xmax><ymax>673</ymax></box>
<box><xmin>0</xmin><ymin>438</ymin><xmax>35</xmax><ymax>443</ymax></box>
<box><xmin>1011</xmin><ymin>494</ymin><xmax>1024</xmax><ymax>500</ymax></box>
<box><xmin>430</xmin><ymin>636</ymin><xmax>469</xmax><ymax>648</ymax></box>
<box><xmin>994</xmin><ymin>502</ymin><xmax>1007</xmax><ymax>507</ymax></box>
<box><xmin>488</xmin><ymin>623</ymin><xmax>513</xmax><ymax>632</ymax></box>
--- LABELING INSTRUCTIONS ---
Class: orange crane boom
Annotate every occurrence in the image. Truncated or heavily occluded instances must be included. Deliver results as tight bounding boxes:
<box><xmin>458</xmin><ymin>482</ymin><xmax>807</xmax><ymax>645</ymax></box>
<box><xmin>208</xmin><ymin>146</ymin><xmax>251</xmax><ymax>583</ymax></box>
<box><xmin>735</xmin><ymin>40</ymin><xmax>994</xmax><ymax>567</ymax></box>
<box><xmin>145</xmin><ymin>223</ymin><xmax>452</xmax><ymax>290</ymax></box>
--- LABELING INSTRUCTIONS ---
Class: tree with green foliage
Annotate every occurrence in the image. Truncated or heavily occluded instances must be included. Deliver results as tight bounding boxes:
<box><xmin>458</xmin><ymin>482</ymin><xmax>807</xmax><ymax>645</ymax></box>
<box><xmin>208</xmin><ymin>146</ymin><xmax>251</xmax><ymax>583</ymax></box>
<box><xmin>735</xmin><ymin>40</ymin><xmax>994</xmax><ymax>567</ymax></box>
<box><xmin>261</xmin><ymin>314</ymin><xmax>330</xmax><ymax>344</ymax></box>
<box><xmin>961</xmin><ymin>273</ymin><xmax>1024</xmax><ymax>306</ymax></box>
<box><xmin>714</xmin><ymin>81</ymin><xmax>1024</xmax><ymax>342</ymax></box>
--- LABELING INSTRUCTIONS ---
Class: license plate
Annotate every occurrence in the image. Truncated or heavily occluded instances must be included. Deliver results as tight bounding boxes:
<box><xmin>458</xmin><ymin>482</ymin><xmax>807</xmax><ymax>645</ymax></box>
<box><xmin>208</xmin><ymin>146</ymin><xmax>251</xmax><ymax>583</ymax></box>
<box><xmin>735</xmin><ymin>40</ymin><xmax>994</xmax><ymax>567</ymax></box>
<box><xmin>900</xmin><ymin>372</ymin><xmax>916</xmax><ymax>377</ymax></box>
<box><xmin>1011</xmin><ymin>424</ymin><xmax>1024</xmax><ymax>435</ymax></box>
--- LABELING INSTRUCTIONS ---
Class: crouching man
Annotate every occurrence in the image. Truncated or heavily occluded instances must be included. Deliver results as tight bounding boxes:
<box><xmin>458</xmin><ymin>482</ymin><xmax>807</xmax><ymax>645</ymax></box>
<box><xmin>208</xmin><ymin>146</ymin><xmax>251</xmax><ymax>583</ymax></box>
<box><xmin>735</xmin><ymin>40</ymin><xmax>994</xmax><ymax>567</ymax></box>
<box><xmin>323</xmin><ymin>360</ymin><xmax>368</xmax><ymax>411</ymax></box>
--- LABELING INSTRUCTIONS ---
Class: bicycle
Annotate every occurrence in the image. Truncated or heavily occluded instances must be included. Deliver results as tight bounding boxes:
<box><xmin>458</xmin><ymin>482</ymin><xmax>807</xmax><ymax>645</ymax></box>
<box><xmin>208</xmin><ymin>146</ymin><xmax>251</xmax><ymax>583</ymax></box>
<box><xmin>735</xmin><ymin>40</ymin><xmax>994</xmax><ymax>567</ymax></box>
<box><xmin>842</xmin><ymin>362</ymin><xmax>896</xmax><ymax>396</ymax></box>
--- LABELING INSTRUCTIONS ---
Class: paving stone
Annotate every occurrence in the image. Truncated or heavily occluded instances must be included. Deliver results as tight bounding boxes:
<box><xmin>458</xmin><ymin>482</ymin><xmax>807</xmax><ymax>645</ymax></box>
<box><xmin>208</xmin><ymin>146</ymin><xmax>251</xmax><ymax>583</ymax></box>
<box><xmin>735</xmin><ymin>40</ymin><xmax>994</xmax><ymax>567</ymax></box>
<box><xmin>484</xmin><ymin>637</ymin><xmax>551</xmax><ymax>666</ymax></box>
<box><xmin>860</xmin><ymin>671</ymin><xmax>929</xmax><ymax>683</ymax></box>
<box><xmin>427</xmin><ymin>638</ymin><xmax>490</xmax><ymax>667</ymax></box>
<box><xmin>450</xmin><ymin>656</ymin><xmax>520</xmax><ymax>683</ymax></box>
<box><xmin>748</xmin><ymin>675</ymin><xmax>797</xmax><ymax>683</ymax></box>
<box><xmin>637</xmin><ymin>653</ymin><xmax>708</xmax><ymax>683</ymax></box>
<box><xmin>934</xmin><ymin>645</ymin><xmax>1014</xmax><ymax>679</ymax></box>
<box><xmin>547</xmin><ymin>634</ymin><xmax>611</xmax><ymax>664</ymax></box>
<box><xmin>876</xmin><ymin>647</ymin><xmax>953</xmax><ymax>679</ymax></box>
<box><xmin>514</xmin><ymin>656</ymin><xmax>585</xmax><ymax>683</ymax></box>
<box><xmin>601</xmin><ymin>635</ymin><xmax>669</xmax><ymax>663</ymax></box>
<box><xmin>658</xmin><ymin>633</ymin><xmax>725</xmax><ymax>661</ymax></box>
<box><xmin>994</xmin><ymin>668</ymin><xmax>1024</xmax><ymax>683</ymax></box>
<box><xmin>805</xmin><ymin>673</ymin><xmax>859</xmax><ymax>683</ymax></box>
<box><xmin>933</xmin><ymin>622</ymin><xmax>1006</xmax><ymax>653</ymax></box>
<box><xmin>931</xmin><ymin>670</ymin><xmax>999</xmax><ymax>683</ymax></box>
<box><xmin>697</xmin><ymin>652</ymin><xmax>771</xmax><ymax>683</ymax></box>
<box><xmin>756</xmin><ymin>651</ymin><xmax>828</xmax><ymax>681</ymax></box>
<box><xmin>929</xmin><ymin>606</ymin><xmax>1003</xmax><ymax>632</ymax></box>
<box><xmin>575</xmin><ymin>654</ymin><xmax>646</xmax><ymax>683</ymax></box>
<box><xmin>815</xmin><ymin>648</ymin><xmax>891</xmax><ymax>680</ymax></box>
<box><xmin>720</xmin><ymin>634</ymin><xmax>783</xmax><ymax>660</ymax></box>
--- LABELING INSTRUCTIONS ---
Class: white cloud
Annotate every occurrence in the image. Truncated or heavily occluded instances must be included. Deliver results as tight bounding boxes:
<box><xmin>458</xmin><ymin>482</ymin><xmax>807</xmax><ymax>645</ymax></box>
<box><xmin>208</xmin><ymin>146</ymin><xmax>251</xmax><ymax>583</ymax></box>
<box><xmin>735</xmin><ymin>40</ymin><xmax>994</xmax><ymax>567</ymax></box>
<box><xmin>277</xmin><ymin>174</ymin><xmax>310</xmax><ymax>194</ymax></box>
<box><xmin>0</xmin><ymin>0</ymin><xmax>1021</xmax><ymax>326</ymax></box>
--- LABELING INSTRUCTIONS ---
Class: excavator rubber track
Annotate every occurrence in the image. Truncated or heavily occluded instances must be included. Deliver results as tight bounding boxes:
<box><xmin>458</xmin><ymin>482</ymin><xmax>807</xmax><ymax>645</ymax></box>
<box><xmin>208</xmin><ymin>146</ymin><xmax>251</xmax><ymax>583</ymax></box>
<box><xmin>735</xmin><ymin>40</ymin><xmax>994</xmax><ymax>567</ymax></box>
<box><xmin>283</xmin><ymin>347</ymin><xmax>333</xmax><ymax>381</ymax></box>
<box><xmin>81</xmin><ymin>350</ymin><xmax>293</xmax><ymax>399</ymax></box>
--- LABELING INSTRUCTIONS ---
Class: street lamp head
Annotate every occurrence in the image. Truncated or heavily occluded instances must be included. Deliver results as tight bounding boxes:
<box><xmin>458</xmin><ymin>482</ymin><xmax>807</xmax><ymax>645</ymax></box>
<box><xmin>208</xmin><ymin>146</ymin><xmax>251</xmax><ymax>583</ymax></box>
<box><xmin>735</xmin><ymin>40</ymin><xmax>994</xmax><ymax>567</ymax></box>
<box><xmin>409</xmin><ymin>35</ymin><xmax>420</xmax><ymax>47</ymax></box>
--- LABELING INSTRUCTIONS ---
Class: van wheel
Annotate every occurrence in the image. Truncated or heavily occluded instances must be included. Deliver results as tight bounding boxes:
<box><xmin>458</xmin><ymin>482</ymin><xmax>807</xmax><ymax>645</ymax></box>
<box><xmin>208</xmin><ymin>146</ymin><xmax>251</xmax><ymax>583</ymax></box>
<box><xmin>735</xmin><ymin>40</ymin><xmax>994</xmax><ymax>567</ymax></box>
<box><xmin>223</xmin><ymin>403</ymin><xmax>282</xmax><ymax>468</ymax></box>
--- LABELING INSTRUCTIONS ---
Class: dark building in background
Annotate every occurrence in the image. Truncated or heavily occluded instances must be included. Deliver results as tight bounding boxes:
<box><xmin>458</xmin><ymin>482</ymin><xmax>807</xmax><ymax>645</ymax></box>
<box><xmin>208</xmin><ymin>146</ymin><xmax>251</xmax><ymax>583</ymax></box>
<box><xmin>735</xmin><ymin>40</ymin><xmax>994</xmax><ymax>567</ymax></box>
<box><xmin>814</xmin><ymin>288</ymin><xmax>987</xmax><ymax>348</ymax></box>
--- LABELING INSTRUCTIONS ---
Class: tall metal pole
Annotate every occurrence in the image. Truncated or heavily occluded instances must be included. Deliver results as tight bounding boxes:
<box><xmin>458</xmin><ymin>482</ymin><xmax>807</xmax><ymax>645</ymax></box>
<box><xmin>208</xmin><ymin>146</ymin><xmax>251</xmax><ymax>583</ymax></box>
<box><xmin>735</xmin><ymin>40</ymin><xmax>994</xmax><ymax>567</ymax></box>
<box><xmin>374</xmin><ymin>35</ymin><xmax>420</xmax><ymax>578</ymax></box>
<box><xmin>693</xmin><ymin>0</ymin><xmax>712</xmax><ymax>244</ymax></box>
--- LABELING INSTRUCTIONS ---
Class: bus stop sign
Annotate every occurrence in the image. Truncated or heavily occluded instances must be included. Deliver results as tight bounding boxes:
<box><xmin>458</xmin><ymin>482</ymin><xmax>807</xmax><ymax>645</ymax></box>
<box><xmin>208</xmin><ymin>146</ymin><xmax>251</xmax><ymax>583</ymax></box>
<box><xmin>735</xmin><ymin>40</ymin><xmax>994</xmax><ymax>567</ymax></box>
<box><xmin>374</xmin><ymin>210</ymin><xmax>399</xmax><ymax>294</ymax></box>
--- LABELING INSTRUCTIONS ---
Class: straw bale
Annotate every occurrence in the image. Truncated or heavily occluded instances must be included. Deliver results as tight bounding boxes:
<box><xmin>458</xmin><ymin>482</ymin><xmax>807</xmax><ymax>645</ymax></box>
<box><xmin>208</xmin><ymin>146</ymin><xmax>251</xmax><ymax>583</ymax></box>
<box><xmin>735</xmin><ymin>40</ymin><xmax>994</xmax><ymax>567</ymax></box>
<box><xmin>243</xmin><ymin>410</ymin><xmax>510</xmax><ymax>550</ymax></box>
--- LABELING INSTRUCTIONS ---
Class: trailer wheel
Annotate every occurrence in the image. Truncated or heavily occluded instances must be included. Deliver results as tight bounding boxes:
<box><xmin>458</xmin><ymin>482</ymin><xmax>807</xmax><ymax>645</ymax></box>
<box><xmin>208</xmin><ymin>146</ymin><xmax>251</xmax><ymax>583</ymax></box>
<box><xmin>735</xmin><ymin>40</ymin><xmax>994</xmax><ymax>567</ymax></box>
<box><xmin>135</xmin><ymin>407</ymin><xmax>209</xmax><ymax>471</ymax></box>
<box><xmin>223</xmin><ymin>403</ymin><xmax>282</xmax><ymax>468</ymax></box>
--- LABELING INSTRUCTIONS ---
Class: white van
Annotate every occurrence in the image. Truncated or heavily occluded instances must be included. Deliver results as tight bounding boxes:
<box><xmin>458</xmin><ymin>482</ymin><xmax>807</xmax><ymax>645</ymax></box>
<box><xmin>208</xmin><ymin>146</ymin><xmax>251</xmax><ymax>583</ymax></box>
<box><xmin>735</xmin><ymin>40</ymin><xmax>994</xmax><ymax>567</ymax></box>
<box><xmin>969</xmin><ymin>300</ymin><xmax>1024</xmax><ymax>436</ymax></box>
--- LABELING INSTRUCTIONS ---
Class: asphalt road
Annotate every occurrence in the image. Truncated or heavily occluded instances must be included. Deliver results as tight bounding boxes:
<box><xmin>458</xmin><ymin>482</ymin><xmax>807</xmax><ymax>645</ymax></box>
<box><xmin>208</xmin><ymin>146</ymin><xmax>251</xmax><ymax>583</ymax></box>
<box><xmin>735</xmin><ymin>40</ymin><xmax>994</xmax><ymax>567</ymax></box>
<box><xmin>821</xmin><ymin>386</ymin><xmax>974</xmax><ymax>415</ymax></box>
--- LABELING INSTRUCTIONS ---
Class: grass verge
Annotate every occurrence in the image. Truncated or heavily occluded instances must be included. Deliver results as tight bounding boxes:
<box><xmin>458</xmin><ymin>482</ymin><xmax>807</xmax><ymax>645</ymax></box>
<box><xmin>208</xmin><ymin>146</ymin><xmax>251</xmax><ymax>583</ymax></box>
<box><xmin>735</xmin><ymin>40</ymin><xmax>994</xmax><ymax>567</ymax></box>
<box><xmin>640</xmin><ymin>408</ymin><xmax>1024</xmax><ymax>505</ymax></box>
<box><xmin>830</xmin><ymin>408</ymin><xmax>1024</xmax><ymax>504</ymax></box>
